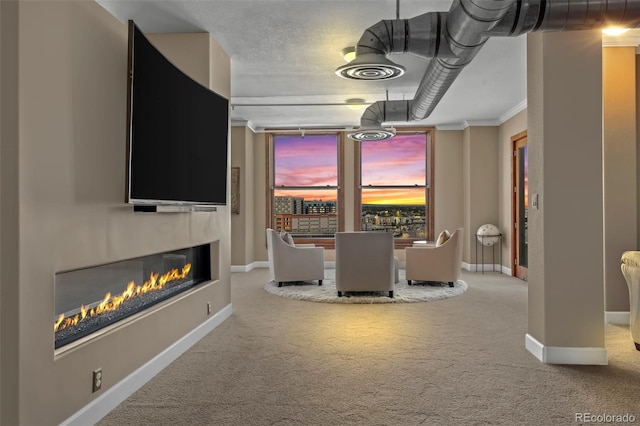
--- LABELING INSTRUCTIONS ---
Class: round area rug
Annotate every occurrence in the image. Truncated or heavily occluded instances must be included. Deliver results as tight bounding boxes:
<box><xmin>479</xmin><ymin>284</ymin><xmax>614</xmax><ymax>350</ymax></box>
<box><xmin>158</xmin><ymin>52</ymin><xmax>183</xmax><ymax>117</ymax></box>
<box><xmin>264</xmin><ymin>269</ymin><xmax>467</xmax><ymax>304</ymax></box>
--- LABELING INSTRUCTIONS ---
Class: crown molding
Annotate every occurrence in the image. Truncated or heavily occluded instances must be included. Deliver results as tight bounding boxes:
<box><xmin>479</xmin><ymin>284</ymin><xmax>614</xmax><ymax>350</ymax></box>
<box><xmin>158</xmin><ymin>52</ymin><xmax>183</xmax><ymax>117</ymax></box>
<box><xmin>497</xmin><ymin>99</ymin><xmax>528</xmax><ymax>125</ymax></box>
<box><xmin>230</xmin><ymin>119</ymin><xmax>257</xmax><ymax>132</ymax></box>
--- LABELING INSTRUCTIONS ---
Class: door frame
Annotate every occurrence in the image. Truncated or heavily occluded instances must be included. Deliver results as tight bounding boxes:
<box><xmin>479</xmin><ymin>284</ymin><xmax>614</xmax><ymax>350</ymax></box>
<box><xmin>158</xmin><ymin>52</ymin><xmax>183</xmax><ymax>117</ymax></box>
<box><xmin>511</xmin><ymin>130</ymin><xmax>528</xmax><ymax>280</ymax></box>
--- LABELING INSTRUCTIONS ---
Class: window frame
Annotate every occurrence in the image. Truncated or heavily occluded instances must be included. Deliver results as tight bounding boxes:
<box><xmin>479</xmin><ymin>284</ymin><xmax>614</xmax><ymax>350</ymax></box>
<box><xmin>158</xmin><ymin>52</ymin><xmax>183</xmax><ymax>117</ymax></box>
<box><xmin>354</xmin><ymin>127</ymin><xmax>435</xmax><ymax>248</ymax></box>
<box><xmin>266</xmin><ymin>132</ymin><xmax>345</xmax><ymax>249</ymax></box>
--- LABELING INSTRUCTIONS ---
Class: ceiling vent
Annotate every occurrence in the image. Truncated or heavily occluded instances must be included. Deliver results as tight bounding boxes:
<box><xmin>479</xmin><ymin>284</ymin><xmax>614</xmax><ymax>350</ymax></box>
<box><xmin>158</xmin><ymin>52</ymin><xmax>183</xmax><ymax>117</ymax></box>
<box><xmin>335</xmin><ymin>53</ymin><xmax>405</xmax><ymax>80</ymax></box>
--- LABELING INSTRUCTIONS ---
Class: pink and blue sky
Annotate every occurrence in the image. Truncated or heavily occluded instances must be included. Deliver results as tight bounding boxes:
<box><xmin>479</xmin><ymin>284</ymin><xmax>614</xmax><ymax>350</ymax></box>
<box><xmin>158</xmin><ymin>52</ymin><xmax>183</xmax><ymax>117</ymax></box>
<box><xmin>274</xmin><ymin>133</ymin><xmax>426</xmax><ymax>205</ymax></box>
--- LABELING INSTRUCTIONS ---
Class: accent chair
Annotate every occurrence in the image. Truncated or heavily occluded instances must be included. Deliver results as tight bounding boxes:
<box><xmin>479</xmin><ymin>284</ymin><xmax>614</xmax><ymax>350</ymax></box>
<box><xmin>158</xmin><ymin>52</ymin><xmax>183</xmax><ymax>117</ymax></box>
<box><xmin>620</xmin><ymin>251</ymin><xmax>640</xmax><ymax>351</ymax></box>
<box><xmin>266</xmin><ymin>228</ymin><xmax>324</xmax><ymax>287</ymax></box>
<box><xmin>405</xmin><ymin>228</ymin><xmax>464</xmax><ymax>287</ymax></box>
<box><xmin>335</xmin><ymin>231</ymin><xmax>395</xmax><ymax>298</ymax></box>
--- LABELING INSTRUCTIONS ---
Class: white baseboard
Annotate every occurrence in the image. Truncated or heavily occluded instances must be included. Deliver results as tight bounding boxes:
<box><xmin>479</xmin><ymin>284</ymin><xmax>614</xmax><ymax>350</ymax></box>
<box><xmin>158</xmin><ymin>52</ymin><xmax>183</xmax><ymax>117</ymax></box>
<box><xmin>61</xmin><ymin>303</ymin><xmax>234</xmax><ymax>426</ymax></box>
<box><xmin>605</xmin><ymin>311</ymin><xmax>630</xmax><ymax>325</ymax></box>
<box><xmin>230</xmin><ymin>261</ymin><xmax>269</xmax><ymax>272</ymax></box>
<box><xmin>525</xmin><ymin>333</ymin><xmax>608</xmax><ymax>365</ymax></box>
<box><xmin>232</xmin><ymin>261</ymin><xmax>334</xmax><ymax>271</ymax></box>
<box><xmin>462</xmin><ymin>262</ymin><xmax>511</xmax><ymax>275</ymax></box>
<box><xmin>231</xmin><ymin>264</ymin><xmax>253</xmax><ymax>273</ymax></box>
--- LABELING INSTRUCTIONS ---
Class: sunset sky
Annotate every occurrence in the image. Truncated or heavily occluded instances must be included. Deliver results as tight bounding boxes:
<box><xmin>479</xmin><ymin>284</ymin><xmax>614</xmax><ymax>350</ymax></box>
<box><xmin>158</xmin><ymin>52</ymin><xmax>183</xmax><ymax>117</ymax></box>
<box><xmin>274</xmin><ymin>133</ymin><xmax>427</xmax><ymax>205</ymax></box>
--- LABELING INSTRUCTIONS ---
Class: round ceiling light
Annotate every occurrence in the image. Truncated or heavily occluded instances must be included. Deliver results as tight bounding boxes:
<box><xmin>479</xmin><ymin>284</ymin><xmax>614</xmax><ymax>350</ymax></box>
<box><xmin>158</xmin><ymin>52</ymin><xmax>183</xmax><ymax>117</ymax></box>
<box><xmin>347</xmin><ymin>127</ymin><xmax>396</xmax><ymax>141</ymax></box>
<box><xmin>345</xmin><ymin>98</ymin><xmax>366</xmax><ymax>110</ymax></box>
<box><xmin>341</xmin><ymin>46</ymin><xmax>356</xmax><ymax>62</ymax></box>
<box><xmin>335</xmin><ymin>53</ymin><xmax>406</xmax><ymax>81</ymax></box>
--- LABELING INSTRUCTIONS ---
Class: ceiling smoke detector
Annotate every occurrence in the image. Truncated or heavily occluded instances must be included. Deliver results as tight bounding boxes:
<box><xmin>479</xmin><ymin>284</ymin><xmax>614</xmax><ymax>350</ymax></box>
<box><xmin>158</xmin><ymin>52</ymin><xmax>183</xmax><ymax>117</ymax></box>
<box><xmin>347</xmin><ymin>127</ymin><xmax>396</xmax><ymax>141</ymax></box>
<box><xmin>335</xmin><ymin>53</ymin><xmax>406</xmax><ymax>80</ymax></box>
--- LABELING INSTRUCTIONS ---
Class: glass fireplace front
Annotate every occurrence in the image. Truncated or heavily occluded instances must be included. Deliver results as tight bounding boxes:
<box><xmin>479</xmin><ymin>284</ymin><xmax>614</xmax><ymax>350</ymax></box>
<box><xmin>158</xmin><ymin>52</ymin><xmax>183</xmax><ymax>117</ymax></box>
<box><xmin>54</xmin><ymin>244</ymin><xmax>211</xmax><ymax>349</ymax></box>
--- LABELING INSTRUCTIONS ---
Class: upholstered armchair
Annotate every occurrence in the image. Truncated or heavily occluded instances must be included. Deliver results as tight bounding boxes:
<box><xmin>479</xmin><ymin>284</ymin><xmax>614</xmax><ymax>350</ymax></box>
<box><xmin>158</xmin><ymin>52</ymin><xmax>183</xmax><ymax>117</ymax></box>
<box><xmin>405</xmin><ymin>228</ymin><xmax>464</xmax><ymax>287</ymax></box>
<box><xmin>620</xmin><ymin>251</ymin><xmax>640</xmax><ymax>351</ymax></box>
<box><xmin>335</xmin><ymin>231</ymin><xmax>395</xmax><ymax>298</ymax></box>
<box><xmin>266</xmin><ymin>228</ymin><xmax>325</xmax><ymax>287</ymax></box>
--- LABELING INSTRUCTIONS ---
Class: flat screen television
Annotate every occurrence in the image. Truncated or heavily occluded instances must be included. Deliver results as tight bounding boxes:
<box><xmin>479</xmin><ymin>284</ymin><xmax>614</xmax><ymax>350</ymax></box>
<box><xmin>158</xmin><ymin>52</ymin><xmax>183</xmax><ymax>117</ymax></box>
<box><xmin>125</xmin><ymin>21</ymin><xmax>229</xmax><ymax>207</ymax></box>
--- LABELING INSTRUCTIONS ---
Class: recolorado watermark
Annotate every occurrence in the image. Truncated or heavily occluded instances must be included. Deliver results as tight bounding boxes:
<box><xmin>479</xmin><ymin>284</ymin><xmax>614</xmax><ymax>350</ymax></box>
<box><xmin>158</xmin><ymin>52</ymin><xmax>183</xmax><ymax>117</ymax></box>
<box><xmin>575</xmin><ymin>413</ymin><xmax>636</xmax><ymax>423</ymax></box>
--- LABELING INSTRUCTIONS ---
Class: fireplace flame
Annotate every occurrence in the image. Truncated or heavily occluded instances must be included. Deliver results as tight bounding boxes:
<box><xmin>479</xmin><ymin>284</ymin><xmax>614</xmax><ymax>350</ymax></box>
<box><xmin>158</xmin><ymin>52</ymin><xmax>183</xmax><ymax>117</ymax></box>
<box><xmin>54</xmin><ymin>263</ymin><xmax>192</xmax><ymax>333</ymax></box>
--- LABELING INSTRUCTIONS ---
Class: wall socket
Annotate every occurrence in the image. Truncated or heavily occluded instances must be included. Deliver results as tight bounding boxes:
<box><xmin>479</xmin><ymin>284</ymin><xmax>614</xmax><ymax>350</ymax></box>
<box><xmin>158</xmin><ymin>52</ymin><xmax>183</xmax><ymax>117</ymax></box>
<box><xmin>207</xmin><ymin>302</ymin><xmax>212</xmax><ymax>315</ymax></box>
<box><xmin>92</xmin><ymin>368</ymin><xmax>102</xmax><ymax>393</ymax></box>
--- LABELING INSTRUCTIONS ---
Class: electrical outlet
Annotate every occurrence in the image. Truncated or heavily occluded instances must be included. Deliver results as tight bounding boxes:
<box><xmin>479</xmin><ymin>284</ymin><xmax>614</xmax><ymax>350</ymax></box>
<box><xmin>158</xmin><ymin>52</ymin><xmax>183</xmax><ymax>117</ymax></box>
<box><xmin>93</xmin><ymin>368</ymin><xmax>102</xmax><ymax>393</ymax></box>
<box><xmin>207</xmin><ymin>302</ymin><xmax>212</xmax><ymax>315</ymax></box>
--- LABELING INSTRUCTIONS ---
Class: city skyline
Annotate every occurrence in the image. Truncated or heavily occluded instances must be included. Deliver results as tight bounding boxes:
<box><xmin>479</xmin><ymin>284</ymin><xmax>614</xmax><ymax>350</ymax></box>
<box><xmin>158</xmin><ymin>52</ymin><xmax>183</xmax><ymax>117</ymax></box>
<box><xmin>274</xmin><ymin>133</ymin><xmax>427</xmax><ymax>205</ymax></box>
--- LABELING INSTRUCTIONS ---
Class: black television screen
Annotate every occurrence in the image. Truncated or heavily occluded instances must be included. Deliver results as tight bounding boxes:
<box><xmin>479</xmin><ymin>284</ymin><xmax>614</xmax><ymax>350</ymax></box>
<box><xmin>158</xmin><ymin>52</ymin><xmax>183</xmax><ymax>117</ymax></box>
<box><xmin>126</xmin><ymin>21</ymin><xmax>229</xmax><ymax>206</ymax></box>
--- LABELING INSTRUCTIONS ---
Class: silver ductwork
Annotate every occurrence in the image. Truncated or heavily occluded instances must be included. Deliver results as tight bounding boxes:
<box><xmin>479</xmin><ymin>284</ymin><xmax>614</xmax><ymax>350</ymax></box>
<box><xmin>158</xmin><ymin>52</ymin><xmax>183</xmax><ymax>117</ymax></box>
<box><xmin>350</xmin><ymin>100</ymin><xmax>412</xmax><ymax>140</ymax></box>
<box><xmin>336</xmin><ymin>12</ymin><xmax>456</xmax><ymax>81</ymax></box>
<box><xmin>411</xmin><ymin>0</ymin><xmax>514</xmax><ymax>120</ymax></box>
<box><xmin>346</xmin><ymin>0</ymin><xmax>640</xmax><ymax>140</ymax></box>
<box><xmin>490</xmin><ymin>0</ymin><xmax>640</xmax><ymax>35</ymax></box>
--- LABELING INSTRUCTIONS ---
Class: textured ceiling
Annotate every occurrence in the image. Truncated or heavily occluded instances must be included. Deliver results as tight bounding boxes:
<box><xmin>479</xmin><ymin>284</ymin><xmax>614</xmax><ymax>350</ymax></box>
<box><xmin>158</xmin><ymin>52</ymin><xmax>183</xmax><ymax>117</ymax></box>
<box><xmin>96</xmin><ymin>1</ymin><xmax>538</xmax><ymax>130</ymax></box>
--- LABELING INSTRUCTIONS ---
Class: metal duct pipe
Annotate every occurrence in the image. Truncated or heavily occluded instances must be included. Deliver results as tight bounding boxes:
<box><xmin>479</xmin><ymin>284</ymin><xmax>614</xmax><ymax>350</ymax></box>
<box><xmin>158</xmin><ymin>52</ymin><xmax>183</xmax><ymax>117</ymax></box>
<box><xmin>360</xmin><ymin>100</ymin><xmax>411</xmax><ymax>127</ymax></box>
<box><xmin>349</xmin><ymin>0</ymin><xmax>513</xmax><ymax>136</ymax></box>
<box><xmin>350</xmin><ymin>100</ymin><xmax>411</xmax><ymax>141</ymax></box>
<box><xmin>351</xmin><ymin>0</ymin><xmax>640</xmax><ymax>138</ymax></box>
<box><xmin>336</xmin><ymin>12</ymin><xmax>457</xmax><ymax>81</ymax></box>
<box><xmin>410</xmin><ymin>0</ymin><xmax>515</xmax><ymax>120</ymax></box>
<box><xmin>352</xmin><ymin>13</ymin><xmax>453</xmax><ymax>59</ymax></box>
<box><xmin>489</xmin><ymin>0</ymin><xmax>640</xmax><ymax>36</ymax></box>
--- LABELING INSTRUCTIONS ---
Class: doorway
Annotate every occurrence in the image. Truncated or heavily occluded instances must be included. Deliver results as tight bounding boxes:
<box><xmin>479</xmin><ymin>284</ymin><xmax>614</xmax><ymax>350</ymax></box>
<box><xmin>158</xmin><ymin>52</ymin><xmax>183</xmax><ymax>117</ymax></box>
<box><xmin>511</xmin><ymin>131</ymin><xmax>528</xmax><ymax>280</ymax></box>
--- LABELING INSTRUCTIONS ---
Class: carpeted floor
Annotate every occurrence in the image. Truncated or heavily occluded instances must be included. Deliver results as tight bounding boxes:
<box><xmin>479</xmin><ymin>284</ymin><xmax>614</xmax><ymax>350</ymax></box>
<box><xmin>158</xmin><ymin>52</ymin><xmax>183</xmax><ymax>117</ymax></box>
<box><xmin>98</xmin><ymin>269</ymin><xmax>640</xmax><ymax>426</ymax></box>
<box><xmin>264</xmin><ymin>268</ymin><xmax>468</xmax><ymax>303</ymax></box>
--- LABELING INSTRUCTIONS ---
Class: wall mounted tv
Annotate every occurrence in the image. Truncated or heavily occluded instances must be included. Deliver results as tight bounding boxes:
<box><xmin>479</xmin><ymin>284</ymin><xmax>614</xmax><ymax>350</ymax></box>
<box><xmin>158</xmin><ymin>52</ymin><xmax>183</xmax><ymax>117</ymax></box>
<box><xmin>126</xmin><ymin>21</ymin><xmax>229</xmax><ymax>208</ymax></box>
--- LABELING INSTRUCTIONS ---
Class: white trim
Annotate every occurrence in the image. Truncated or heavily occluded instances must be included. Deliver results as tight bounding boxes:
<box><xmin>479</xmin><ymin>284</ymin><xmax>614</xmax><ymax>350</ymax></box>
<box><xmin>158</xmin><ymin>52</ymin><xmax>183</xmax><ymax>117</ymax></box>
<box><xmin>497</xmin><ymin>99</ymin><xmax>527</xmax><ymax>125</ymax></box>
<box><xmin>435</xmin><ymin>123</ymin><xmax>468</xmax><ymax>131</ymax></box>
<box><xmin>231</xmin><ymin>264</ymin><xmax>253</xmax><ymax>273</ymax></box>
<box><xmin>605</xmin><ymin>311</ymin><xmax>630</xmax><ymax>325</ymax></box>
<box><xmin>230</xmin><ymin>119</ymin><xmax>256</xmax><ymax>132</ymax></box>
<box><xmin>60</xmin><ymin>304</ymin><xmax>234</xmax><ymax>426</ymax></box>
<box><xmin>466</xmin><ymin>119</ymin><xmax>501</xmax><ymax>127</ymax></box>
<box><xmin>462</xmin><ymin>262</ymin><xmax>505</xmax><ymax>273</ymax></box>
<box><xmin>525</xmin><ymin>334</ymin><xmax>608</xmax><ymax>365</ymax></box>
<box><xmin>231</xmin><ymin>261</ymin><xmax>270</xmax><ymax>272</ymax></box>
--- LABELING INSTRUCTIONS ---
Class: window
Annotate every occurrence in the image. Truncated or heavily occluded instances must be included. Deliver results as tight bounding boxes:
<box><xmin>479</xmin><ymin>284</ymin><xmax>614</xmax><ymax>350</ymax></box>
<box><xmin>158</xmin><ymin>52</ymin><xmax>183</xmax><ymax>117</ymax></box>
<box><xmin>269</xmin><ymin>134</ymin><xmax>343</xmax><ymax>244</ymax></box>
<box><xmin>356</xmin><ymin>129</ymin><xmax>434</xmax><ymax>245</ymax></box>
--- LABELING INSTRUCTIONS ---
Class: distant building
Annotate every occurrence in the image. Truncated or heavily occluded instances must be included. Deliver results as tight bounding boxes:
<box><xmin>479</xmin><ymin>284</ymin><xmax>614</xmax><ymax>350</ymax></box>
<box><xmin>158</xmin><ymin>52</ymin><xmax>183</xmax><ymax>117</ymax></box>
<box><xmin>274</xmin><ymin>214</ymin><xmax>337</xmax><ymax>235</ymax></box>
<box><xmin>304</xmin><ymin>200</ymin><xmax>336</xmax><ymax>214</ymax></box>
<box><xmin>274</xmin><ymin>196</ymin><xmax>304</xmax><ymax>214</ymax></box>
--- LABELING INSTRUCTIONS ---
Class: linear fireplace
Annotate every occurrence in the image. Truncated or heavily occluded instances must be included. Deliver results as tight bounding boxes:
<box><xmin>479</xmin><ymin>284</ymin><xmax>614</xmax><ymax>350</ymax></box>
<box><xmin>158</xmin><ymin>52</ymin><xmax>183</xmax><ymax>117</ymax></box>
<box><xmin>54</xmin><ymin>244</ymin><xmax>211</xmax><ymax>349</ymax></box>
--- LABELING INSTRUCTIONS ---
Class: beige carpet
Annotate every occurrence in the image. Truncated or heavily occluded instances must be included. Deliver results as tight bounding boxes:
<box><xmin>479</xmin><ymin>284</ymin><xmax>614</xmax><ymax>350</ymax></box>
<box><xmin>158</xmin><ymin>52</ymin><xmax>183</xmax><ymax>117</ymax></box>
<box><xmin>264</xmin><ymin>268</ymin><xmax>468</xmax><ymax>303</ymax></box>
<box><xmin>98</xmin><ymin>269</ymin><xmax>640</xmax><ymax>426</ymax></box>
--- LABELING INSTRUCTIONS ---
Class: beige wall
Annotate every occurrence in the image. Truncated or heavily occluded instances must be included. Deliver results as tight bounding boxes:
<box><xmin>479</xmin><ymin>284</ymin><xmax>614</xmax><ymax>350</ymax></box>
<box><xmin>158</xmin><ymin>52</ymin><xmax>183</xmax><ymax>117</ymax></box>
<box><xmin>462</xmin><ymin>126</ymin><xmax>500</xmax><ymax>265</ymax></box>
<box><xmin>637</xmin><ymin>55</ymin><xmax>640</xmax><ymax>247</ymax></box>
<box><xmin>0</xmin><ymin>1</ymin><xmax>20</xmax><ymax>422</ymax></box>
<box><xmin>527</xmin><ymin>30</ymin><xmax>605</xmax><ymax>349</ymax></box>
<box><xmin>234</xmin><ymin>127</ymin><xmax>494</xmax><ymax>267</ymax></box>
<box><xmin>498</xmin><ymin>110</ymin><xmax>528</xmax><ymax>273</ymax></box>
<box><xmin>0</xmin><ymin>2</ymin><xmax>232</xmax><ymax>424</ymax></box>
<box><xmin>434</xmin><ymin>130</ymin><xmax>464</xmax><ymax>237</ymax></box>
<box><xmin>603</xmin><ymin>47</ymin><xmax>637</xmax><ymax>313</ymax></box>
<box><xmin>235</xmin><ymin>129</ymin><xmax>465</xmax><ymax>266</ymax></box>
<box><xmin>231</xmin><ymin>126</ymin><xmax>256</xmax><ymax>266</ymax></box>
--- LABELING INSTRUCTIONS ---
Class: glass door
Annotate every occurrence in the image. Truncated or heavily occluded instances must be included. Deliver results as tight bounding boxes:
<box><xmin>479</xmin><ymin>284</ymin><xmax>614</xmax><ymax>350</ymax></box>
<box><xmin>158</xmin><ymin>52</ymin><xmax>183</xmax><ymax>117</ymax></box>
<box><xmin>512</xmin><ymin>132</ymin><xmax>528</xmax><ymax>280</ymax></box>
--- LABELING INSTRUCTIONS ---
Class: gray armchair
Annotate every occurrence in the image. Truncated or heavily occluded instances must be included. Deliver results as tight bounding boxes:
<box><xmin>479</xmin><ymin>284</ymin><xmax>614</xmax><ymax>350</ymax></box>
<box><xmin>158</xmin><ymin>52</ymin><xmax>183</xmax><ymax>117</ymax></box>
<box><xmin>266</xmin><ymin>228</ymin><xmax>324</xmax><ymax>287</ymax></box>
<box><xmin>335</xmin><ymin>232</ymin><xmax>395</xmax><ymax>298</ymax></box>
<box><xmin>405</xmin><ymin>228</ymin><xmax>463</xmax><ymax>287</ymax></box>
